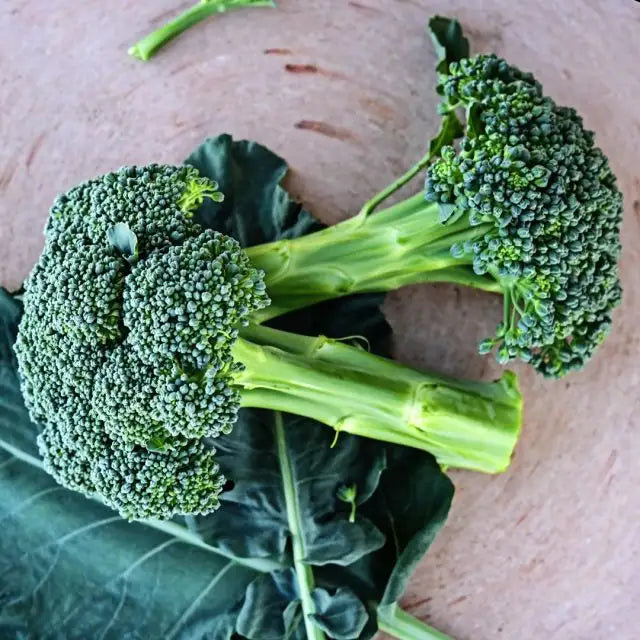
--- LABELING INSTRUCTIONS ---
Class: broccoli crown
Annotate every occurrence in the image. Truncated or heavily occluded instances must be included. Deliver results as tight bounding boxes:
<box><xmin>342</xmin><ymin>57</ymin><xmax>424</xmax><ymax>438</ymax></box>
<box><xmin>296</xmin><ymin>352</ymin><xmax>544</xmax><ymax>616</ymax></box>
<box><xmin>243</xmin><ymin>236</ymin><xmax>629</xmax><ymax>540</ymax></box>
<box><xmin>38</xmin><ymin>422</ymin><xmax>224</xmax><ymax>520</ymax></box>
<box><xmin>16</xmin><ymin>164</ymin><xmax>268</xmax><ymax>519</ymax></box>
<box><xmin>425</xmin><ymin>54</ymin><xmax>623</xmax><ymax>377</ymax></box>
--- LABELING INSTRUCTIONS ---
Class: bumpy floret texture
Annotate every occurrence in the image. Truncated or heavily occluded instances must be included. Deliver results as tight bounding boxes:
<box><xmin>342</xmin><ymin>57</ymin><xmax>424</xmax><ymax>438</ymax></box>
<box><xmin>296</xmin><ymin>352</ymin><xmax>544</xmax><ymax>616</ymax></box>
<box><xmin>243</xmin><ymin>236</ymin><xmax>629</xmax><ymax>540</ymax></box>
<box><xmin>425</xmin><ymin>54</ymin><xmax>623</xmax><ymax>377</ymax></box>
<box><xmin>124</xmin><ymin>231</ymin><xmax>267</xmax><ymax>370</ymax></box>
<box><xmin>46</xmin><ymin>165</ymin><xmax>204</xmax><ymax>254</ymax></box>
<box><xmin>38</xmin><ymin>421</ymin><xmax>224</xmax><ymax>520</ymax></box>
<box><xmin>15</xmin><ymin>164</ymin><xmax>269</xmax><ymax>519</ymax></box>
<box><xmin>90</xmin><ymin>437</ymin><xmax>225</xmax><ymax>521</ymax></box>
<box><xmin>94</xmin><ymin>231</ymin><xmax>268</xmax><ymax>445</ymax></box>
<box><xmin>38</xmin><ymin>424</ymin><xmax>95</xmax><ymax>495</ymax></box>
<box><xmin>92</xmin><ymin>347</ymin><xmax>176</xmax><ymax>448</ymax></box>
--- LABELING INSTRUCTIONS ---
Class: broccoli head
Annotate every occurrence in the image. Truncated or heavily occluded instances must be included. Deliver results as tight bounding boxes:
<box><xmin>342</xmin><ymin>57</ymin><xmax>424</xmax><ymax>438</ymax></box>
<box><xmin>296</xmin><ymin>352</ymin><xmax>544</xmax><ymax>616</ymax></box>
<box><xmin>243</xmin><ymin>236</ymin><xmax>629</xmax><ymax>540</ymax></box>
<box><xmin>245</xmin><ymin>32</ymin><xmax>622</xmax><ymax>378</ymax></box>
<box><xmin>424</xmin><ymin>54</ymin><xmax>623</xmax><ymax>376</ymax></box>
<box><xmin>16</xmin><ymin>164</ymin><xmax>267</xmax><ymax>519</ymax></box>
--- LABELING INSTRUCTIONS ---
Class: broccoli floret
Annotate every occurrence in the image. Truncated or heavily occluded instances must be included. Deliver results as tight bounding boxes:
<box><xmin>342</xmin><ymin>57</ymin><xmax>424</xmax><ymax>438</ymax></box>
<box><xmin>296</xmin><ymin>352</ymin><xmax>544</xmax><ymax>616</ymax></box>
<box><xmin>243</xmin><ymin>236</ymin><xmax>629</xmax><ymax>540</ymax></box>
<box><xmin>424</xmin><ymin>54</ymin><xmax>622</xmax><ymax>376</ymax></box>
<box><xmin>96</xmin><ymin>231</ymin><xmax>268</xmax><ymax>447</ymax></box>
<box><xmin>17</xmin><ymin>164</ymin><xmax>523</xmax><ymax>519</ymax></box>
<box><xmin>124</xmin><ymin>231</ymin><xmax>268</xmax><ymax>370</ymax></box>
<box><xmin>93</xmin><ymin>348</ymin><xmax>187</xmax><ymax>448</ymax></box>
<box><xmin>90</xmin><ymin>437</ymin><xmax>225</xmax><ymax>521</ymax></box>
<box><xmin>17</xmin><ymin>165</ymin><xmax>237</xmax><ymax>520</ymax></box>
<box><xmin>245</xmin><ymin>23</ymin><xmax>622</xmax><ymax>378</ymax></box>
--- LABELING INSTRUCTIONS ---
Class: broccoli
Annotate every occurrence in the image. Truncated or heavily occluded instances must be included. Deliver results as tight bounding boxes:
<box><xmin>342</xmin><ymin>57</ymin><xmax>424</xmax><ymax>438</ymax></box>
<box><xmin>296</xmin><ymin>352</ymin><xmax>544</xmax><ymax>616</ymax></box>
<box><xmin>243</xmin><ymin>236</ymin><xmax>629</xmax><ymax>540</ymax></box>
<box><xmin>244</xmin><ymin>18</ymin><xmax>623</xmax><ymax>378</ymax></box>
<box><xmin>16</xmin><ymin>164</ymin><xmax>521</xmax><ymax>520</ymax></box>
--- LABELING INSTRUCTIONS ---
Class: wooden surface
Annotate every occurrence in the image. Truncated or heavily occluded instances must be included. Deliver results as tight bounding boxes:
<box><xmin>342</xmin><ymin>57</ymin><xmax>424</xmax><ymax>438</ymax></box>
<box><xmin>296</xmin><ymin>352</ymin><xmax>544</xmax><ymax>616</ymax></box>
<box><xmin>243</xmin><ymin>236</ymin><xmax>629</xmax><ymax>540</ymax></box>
<box><xmin>1</xmin><ymin>1</ymin><xmax>639</xmax><ymax>638</ymax></box>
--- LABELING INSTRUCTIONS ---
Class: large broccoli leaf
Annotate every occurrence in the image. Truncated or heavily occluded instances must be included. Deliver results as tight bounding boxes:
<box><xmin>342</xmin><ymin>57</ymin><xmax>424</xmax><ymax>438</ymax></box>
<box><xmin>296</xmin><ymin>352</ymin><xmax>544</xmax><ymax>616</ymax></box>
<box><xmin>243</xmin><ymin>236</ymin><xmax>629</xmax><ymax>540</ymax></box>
<box><xmin>185</xmin><ymin>133</ymin><xmax>324</xmax><ymax>246</ymax></box>
<box><xmin>0</xmin><ymin>135</ymin><xmax>454</xmax><ymax>640</ymax></box>
<box><xmin>199</xmin><ymin>409</ymin><xmax>386</xmax><ymax>567</ymax></box>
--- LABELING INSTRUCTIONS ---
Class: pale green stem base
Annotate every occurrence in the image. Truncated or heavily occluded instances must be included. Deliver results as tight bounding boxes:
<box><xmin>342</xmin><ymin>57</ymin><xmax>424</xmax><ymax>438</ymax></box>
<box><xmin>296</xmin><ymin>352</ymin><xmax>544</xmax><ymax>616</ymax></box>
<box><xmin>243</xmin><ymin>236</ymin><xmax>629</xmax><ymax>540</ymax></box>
<box><xmin>233</xmin><ymin>324</ymin><xmax>522</xmax><ymax>474</ymax></box>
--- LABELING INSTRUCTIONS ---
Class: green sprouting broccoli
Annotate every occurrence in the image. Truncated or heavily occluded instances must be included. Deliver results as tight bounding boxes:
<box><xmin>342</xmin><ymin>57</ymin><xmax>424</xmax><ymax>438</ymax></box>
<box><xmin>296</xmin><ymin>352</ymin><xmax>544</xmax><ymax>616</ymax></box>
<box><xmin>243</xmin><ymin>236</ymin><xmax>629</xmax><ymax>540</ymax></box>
<box><xmin>16</xmin><ymin>165</ymin><xmax>521</xmax><ymax>520</ymax></box>
<box><xmin>244</xmin><ymin>18</ymin><xmax>623</xmax><ymax>378</ymax></box>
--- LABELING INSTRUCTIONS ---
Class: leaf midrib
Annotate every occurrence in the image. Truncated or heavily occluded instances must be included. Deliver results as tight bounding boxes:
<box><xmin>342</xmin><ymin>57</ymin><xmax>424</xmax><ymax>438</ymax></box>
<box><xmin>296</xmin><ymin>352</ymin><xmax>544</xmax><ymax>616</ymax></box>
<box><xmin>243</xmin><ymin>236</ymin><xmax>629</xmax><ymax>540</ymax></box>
<box><xmin>274</xmin><ymin>411</ymin><xmax>325</xmax><ymax>640</ymax></box>
<box><xmin>0</xmin><ymin>436</ymin><xmax>283</xmax><ymax>573</ymax></box>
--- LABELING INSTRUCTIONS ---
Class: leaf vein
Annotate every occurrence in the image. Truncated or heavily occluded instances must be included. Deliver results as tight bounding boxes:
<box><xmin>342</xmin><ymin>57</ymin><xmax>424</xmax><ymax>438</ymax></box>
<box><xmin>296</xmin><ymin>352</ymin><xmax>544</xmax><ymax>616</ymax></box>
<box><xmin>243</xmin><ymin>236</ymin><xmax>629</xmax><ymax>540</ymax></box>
<box><xmin>165</xmin><ymin>562</ymin><xmax>234</xmax><ymax>639</ymax></box>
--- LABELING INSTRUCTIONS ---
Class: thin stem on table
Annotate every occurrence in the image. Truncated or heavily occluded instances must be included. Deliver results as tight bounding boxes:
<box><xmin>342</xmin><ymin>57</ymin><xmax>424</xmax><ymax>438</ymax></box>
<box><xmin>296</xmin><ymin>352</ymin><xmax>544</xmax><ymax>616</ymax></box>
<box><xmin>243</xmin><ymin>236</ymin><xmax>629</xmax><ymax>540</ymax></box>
<box><xmin>129</xmin><ymin>0</ymin><xmax>276</xmax><ymax>61</ymax></box>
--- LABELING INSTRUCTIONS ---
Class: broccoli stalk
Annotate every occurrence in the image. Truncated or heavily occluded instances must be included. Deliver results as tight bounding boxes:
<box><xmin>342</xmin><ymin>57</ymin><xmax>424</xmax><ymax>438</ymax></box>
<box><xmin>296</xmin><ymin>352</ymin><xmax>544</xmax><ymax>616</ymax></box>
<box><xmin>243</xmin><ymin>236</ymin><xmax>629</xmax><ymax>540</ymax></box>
<box><xmin>128</xmin><ymin>0</ymin><xmax>275</xmax><ymax>61</ymax></box>
<box><xmin>233</xmin><ymin>323</ymin><xmax>521</xmax><ymax>474</ymax></box>
<box><xmin>246</xmin><ymin>187</ymin><xmax>500</xmax><ymax>319</ymax></box>
<box><xmin>245</xmin><ymin>18</ymin><xmax>623</xmax><ymax>378</ymax></box>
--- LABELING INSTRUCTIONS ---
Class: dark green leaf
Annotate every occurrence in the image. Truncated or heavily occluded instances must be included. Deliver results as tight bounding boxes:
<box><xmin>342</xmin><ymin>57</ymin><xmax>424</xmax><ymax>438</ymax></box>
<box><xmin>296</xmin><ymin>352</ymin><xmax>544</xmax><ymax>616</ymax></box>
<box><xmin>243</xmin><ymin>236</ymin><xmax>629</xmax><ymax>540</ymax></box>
<box><xmin>310</xmin><ymin>587</ymin><xmax>369</xmax><ymax>639</ymax></box>
<box><xmin>236</xmin><ymin>571</ymin><xmax>300</xmax><ymax>640</ymax></box>
<box><xmin>185</xmin><ymin>133</ymin><xmax>323</xmax><ymax>246</ymax></box>
<box><xmin>311</xmin><ymin>450</ymin><xmax>453</xmax><ymax>638</ymax></box>
<box><xmin>198</xmin><ymin>410</ymin><xmax>386</xmax><ymax>567</ymax></box>
<box><xmin>374</xmin><ymin>447</ymin><xmax>454</xmax><ymax>606</ymax></box>
<box><xmin>0</xmin><ymin>288</ymin><xmax>21</xmax><ymax>362</ymax></box>
<box><xmin>283</xmin><ymin>599</ymin><xmax>305</xmax><ymax>639</ymax></box>
<box><xmin>0</xmin><ymin>290</ymin><xmax>39</xmax><ymax>461</ymax></box>
<box><xmin>428</xmin><ymin>112</ymin><xmax>464</xmax><ymax>158</ymax></box>
<box><xmin>428</xmin><ymin>15</ymin><xmax>470</xmax><ymax>73</ymax></box>
<box><xmin>354</xmin><ymin>452</ymin><xmax>387</xmax><ymax>506</ymax></box>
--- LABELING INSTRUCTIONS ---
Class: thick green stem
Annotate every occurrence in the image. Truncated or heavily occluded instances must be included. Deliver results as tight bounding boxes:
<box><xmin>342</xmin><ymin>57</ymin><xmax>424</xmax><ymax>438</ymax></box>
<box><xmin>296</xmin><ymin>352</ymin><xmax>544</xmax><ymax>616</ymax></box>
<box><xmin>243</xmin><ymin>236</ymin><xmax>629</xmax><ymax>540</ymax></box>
<box><xmin>232</xmin><ymin>324</ymin><xmax>522</xmax><ymax>474</ymax></box>
<box><xmin>378</xmin><ymin>603</ymin><xmax>453</xmax><ymax>640</ymax></box>
<box><xmin>274</xmin><ymin>412</ymin><xmax>326</xmax><ymax>640</ymax></box>
<box><xmin>247</xmin><ymin>194</ymin><xmax>500</xmax><ymax>322</ymax></box>
<box><xmin>129</xmin><ymin>0</ymin><xmax>275</xmax><ymax>61</ymax></box>
<box><xmin>246</xmin><ymin>122</ymin><xmax>497</xmax><ymax>321</ymax></box>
